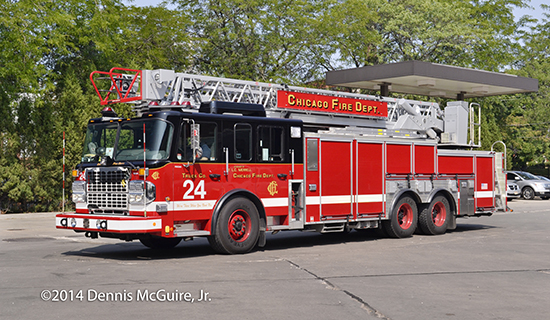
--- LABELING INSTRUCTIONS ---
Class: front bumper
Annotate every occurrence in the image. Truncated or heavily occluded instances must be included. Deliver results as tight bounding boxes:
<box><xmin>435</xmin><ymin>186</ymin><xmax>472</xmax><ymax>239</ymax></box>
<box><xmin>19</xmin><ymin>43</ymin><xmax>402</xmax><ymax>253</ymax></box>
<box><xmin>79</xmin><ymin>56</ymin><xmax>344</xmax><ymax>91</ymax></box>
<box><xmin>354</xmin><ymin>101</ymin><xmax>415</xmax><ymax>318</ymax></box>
<box><xmin>507</xmin><ymin>191</ymin><xmax>521</xmax><ymax>199</ymax></box>
<box><xmin>56</xmin><ymin>213</ymin><xmax>162</xmax><ymax>234</ymax></box>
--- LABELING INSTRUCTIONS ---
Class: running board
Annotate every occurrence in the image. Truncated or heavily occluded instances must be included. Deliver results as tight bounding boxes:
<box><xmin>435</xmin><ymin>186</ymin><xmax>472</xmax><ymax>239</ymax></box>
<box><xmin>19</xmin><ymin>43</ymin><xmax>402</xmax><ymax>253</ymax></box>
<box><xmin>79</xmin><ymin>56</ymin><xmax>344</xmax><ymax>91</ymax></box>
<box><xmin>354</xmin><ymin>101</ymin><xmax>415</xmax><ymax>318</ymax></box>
<box><xmin>318</xmin><ymin>223</ymin><xmax>346</xmax><ymax>233</ymax></box>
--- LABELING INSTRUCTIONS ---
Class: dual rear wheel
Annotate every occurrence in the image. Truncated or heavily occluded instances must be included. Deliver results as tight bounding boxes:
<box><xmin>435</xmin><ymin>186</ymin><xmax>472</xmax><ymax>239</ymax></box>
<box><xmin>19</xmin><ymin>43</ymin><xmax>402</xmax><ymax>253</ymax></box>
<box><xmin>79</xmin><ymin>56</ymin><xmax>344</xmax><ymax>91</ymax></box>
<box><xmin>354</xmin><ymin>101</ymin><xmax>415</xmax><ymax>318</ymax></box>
<box><xmin>383</xmin><ymin>195</ymin><xmax>450</xmax><ymax>238</ymax></box>
<box><xmin>383</xmin><ymin>196</ymin><xmax>418</xmax><ymax>238</ymax></box>
<box><xmin>418</xmin><ymin>196</ymin><xmax>449</xmax><ymax>235</ymax></box>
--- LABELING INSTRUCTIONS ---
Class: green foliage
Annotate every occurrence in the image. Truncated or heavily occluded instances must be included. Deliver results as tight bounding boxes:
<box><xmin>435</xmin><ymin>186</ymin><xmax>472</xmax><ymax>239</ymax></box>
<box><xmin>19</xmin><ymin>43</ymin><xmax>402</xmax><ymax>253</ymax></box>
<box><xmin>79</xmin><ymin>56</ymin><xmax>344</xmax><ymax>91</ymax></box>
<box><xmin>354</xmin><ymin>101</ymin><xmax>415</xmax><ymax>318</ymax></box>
<box><xmin>1</xmin><ymin>0</ymin><xmax>549</xmax><ymax>211</ymax></box>
<box><xmin>0</xmin><ymin>0</ymin><xmax>188</xmax><ymax>212</ymax></box>
<box><xmin>175</xmin><ymin>0</ymin><xmax>328</xmax><ymax>83</ymax></box>
<box><xmin>479</xmin><ymin>5</ymin><xmax>550</xmax><ymax>170</ymax></box>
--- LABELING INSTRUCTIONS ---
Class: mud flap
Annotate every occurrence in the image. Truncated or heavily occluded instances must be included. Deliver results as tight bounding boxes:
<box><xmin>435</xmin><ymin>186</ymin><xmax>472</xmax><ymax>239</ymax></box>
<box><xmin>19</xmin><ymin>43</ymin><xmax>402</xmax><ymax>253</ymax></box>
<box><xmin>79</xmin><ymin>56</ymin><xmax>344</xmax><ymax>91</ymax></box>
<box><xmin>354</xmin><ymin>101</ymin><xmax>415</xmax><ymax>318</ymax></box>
<box><xmin>258</xmin><ymin>230</ymin><xmax>266</xmax><ymax>247</ymax></box>
<box><xmin>447</xmin><ymin>213</ymin><xmax>457</xmax><ymax>230</ymax></box>
<box><xmin>257</xmin><ymin>218</ymin><xmax>266</xmax><ymax>248</ymax></box>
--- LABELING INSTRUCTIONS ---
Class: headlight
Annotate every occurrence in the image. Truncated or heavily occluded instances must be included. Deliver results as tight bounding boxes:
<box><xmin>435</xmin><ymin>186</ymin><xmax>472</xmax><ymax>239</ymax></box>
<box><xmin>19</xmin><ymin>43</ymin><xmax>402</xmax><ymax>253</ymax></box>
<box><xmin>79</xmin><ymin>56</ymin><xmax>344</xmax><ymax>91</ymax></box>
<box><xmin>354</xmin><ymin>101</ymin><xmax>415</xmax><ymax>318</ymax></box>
<box><xmin>146</xmin><ymin>182</ymin><xmax>156</xmax><ymax>202</ymax></box>
<box><xmin>72</xmin><ymin>181</ymin><xmax>86</xmax><ymax>192</ymax></box>
<box><xmin>72</xmin><ymin>181</ymin><xmax>86</xmax><ymax>203</ymax></box>
<box><xmin>129</xmin><ymin>180</ymin><xmax>156</xmax><ymax>205</ymax></box>
<box><xmin>72</xmin><ymin>193</ymin><xmax>86</xmax><ymax>203</ymax></box>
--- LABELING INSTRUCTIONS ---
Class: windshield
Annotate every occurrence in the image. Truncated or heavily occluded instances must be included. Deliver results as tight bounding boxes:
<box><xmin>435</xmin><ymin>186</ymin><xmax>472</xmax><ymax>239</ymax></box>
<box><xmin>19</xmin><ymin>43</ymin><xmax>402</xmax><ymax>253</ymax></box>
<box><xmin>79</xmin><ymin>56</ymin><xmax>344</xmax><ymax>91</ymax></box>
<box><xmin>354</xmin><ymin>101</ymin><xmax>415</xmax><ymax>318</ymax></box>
<box><xmin>516</xmin><ymin>171</ymin><xmax>539</xmax><ymax>180</ymax></box>
<box><xmin>81</xmin><ymin>119</ymin><xmax>173</xmax><ymax>163</ymax></box>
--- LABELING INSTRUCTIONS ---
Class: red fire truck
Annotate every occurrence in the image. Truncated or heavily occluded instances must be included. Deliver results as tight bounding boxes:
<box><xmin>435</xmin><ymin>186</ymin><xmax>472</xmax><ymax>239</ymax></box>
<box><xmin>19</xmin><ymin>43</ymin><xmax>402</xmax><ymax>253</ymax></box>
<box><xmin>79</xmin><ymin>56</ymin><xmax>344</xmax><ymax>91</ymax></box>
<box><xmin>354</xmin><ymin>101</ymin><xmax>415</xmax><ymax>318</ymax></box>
<box><xmin>56</xmin><ymin>67</ymin><xmax>506</xmax><ymax>254</ymax></box>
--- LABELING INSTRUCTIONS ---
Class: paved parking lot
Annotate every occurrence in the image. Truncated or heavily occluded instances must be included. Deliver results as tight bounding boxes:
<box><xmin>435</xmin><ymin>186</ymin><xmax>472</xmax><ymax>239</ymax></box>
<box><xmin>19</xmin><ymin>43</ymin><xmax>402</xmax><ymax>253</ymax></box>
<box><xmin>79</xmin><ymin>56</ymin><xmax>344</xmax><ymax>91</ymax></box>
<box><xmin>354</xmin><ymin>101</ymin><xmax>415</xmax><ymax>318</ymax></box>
<box><xmin>1</xmin><ymin>199</ymin><xmax>549</xmax><ymax>320</ymax></box>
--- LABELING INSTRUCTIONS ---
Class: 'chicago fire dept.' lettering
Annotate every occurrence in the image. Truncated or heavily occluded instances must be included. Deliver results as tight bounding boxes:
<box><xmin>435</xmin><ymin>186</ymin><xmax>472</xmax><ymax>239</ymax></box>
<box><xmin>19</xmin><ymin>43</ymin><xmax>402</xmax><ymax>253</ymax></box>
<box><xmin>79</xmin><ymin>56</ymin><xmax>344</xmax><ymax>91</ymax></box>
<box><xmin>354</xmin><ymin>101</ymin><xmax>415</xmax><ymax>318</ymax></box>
<box><xmin>232</xmin><ymin>172</ymin><xmax>274</xmax><ymax>179</ymax></box>
<box><xmin>278</xmin><ymin>90</ymin><xmax>387</xmax><ymax>117</ymax></box>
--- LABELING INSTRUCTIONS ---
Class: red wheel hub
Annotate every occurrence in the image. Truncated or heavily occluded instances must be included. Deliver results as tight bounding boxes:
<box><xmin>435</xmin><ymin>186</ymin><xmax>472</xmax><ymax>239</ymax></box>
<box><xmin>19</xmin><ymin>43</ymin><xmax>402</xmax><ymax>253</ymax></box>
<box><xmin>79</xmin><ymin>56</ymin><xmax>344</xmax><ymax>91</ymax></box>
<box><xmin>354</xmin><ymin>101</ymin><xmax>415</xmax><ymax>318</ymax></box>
<box><xmin>397</xmin><ymin>203</ymin><xmax>414</xmax><ymax>230</ymax></box>
<box><xmin>432</xmin><ymin>202</ymin><xmax>447</xmax><ymax>227</ymax></box>
<box><xmin>228</xmin><ymin>209</ymin><xmax>251</xmax><ymax>242</ymax></box>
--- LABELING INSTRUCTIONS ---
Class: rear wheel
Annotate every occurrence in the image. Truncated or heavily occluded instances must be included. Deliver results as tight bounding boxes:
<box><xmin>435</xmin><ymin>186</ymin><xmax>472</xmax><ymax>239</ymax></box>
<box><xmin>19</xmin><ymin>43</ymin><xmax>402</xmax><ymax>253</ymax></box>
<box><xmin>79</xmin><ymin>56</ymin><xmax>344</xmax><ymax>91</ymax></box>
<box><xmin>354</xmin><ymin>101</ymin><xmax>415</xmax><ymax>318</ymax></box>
<box><xmin>383</xmin><ymin>195</ymin><xmax>418</xmax><ymax>238</ymax></box>
<box><xmin>208</xmin><ymin>197</ymin><xmax>260</xmax><ymax>254</ymax></box>
<box><xmin>522</xmin><ymin>187</ymin><xmax>535</xmax><ymax>200</ymax></box>
<box><xmin>419</xmin><ymin>196</ymin><xmax>449</xmax><ymax>235</ymax></box>
<box><xmin>139</xmin><ymin>236</ymin><xmax>182</xmax><ymax>249</ymax></box>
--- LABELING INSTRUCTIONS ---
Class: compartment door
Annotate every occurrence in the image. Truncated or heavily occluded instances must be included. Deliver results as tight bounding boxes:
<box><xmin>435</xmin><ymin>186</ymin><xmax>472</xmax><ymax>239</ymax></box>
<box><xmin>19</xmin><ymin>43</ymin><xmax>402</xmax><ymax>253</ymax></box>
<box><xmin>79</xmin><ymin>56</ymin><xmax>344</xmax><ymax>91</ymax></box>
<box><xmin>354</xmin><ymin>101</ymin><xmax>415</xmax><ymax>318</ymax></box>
<box><xmin>356</xmin><ymin>142</ymin><xmax>384</xmax><ymax>218</ymax></box>
<box><xmin>475</xmin><ymin>156</ymin><xmax>495</xmax><ymax>209</ymax></box>
<box><xmin>320</xmin><ymin>140</ymin><xmax>353</xmax><ymax>220</ymax></box>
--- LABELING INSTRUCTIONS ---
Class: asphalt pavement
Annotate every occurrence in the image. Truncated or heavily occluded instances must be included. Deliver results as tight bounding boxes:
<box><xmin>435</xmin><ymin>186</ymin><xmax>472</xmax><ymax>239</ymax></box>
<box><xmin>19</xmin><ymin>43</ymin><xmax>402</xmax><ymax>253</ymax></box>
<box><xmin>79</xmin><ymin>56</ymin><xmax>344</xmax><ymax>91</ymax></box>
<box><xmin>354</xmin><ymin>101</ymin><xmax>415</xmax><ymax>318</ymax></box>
<box><xmin>1</xmin><ymin>199</ymin><xmax>549</xmax><ymax>320</ymax></box>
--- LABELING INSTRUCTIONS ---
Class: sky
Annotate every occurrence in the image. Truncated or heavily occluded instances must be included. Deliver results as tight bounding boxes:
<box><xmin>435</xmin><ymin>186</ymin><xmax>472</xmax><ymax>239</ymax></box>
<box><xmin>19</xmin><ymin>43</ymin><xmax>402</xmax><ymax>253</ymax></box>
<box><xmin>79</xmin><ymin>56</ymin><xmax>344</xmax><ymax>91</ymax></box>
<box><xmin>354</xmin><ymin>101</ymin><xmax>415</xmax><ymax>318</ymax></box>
<box><xmin>125</xmin><ymin>0</ymin><xmax>548</xmax><ymax>23</ymax></box>
<box><xmin>513</xmin><ymin>0</ymin><xmax>548</xmax><ymax>23</ymax></box>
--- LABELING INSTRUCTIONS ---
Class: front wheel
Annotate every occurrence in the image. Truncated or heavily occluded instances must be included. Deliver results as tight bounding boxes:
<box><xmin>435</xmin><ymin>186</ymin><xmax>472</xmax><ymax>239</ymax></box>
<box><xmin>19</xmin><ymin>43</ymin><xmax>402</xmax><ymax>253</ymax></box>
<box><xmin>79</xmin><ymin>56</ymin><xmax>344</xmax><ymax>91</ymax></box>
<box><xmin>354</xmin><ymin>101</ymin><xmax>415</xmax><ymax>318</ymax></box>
<box><xmin>383</xmin><ymin>195</ymin><xmax>418</xmax><ymax>238</ymax></box>
<box><xmin>418</xmin><ymin>196</ymin><xmax>449</xmax><ymax>235</ymax></box>
<box><xmin>208</xmin><ymin>197</ymin><xmax>260</xmax><ymax>254</ymax></box>
<box><xmin>522</xmin><ymin>187</ymin><xmax>535</xmax><ymax>200</ymax></box>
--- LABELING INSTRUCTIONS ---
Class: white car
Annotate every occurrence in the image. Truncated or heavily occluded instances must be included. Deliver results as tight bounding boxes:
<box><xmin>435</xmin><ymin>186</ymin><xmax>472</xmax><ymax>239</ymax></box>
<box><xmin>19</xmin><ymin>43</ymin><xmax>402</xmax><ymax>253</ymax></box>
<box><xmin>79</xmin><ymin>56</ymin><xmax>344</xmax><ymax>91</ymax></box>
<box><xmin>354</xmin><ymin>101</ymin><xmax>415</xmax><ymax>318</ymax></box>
<box><xmin>506</xmin><ymin>182</ymin><xmax>521</xmax><ymax>200</ymax></box>
<box><xmin>506</xmin><ymin>171</ymin><xmax>550</xmax><ymax>200</ymax></box>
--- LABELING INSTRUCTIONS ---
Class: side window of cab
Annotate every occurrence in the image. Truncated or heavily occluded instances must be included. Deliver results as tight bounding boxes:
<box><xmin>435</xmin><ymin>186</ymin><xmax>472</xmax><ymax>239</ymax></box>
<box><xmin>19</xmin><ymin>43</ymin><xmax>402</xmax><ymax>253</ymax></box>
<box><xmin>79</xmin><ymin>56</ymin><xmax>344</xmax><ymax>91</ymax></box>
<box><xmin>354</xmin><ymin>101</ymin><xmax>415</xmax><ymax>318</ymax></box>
<box><xmin>177</xmin><ymin>121</ymin><xmax>218</xmax><ymax>161</ymax></box>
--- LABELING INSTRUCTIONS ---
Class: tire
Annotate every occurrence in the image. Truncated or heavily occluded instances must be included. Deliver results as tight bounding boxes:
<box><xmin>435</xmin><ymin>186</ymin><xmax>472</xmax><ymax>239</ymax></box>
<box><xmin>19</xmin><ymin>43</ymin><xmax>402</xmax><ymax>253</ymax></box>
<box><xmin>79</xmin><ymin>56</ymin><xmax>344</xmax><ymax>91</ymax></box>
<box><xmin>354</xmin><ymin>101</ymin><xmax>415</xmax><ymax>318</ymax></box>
<box><xmin>542</xmin><ymin>197</ymin><xmax>550</xmax><ymax>200</ymax></box>
<box><xmin>139</xmin><ymin>236</ymin><xmax>182</xmax><ymax>249</ymax></box>
<box><xmin>418</xmin><ymin>196</ymin><xmax>449</xmax><ymax>235</ymax></box>
<box><xmin>522</xmin><ymin>187</ymin><xmax>535</xmax><ymax>200</ymax></box>
<box><xmin>208</xmin><ymin>197</ymin><xmax>260</xmax><ymax>254</ymax></box>
<box><xmin>383</xmin><ymin>195</ymin><xmax>418</xmax><ymax>238</ymax></box>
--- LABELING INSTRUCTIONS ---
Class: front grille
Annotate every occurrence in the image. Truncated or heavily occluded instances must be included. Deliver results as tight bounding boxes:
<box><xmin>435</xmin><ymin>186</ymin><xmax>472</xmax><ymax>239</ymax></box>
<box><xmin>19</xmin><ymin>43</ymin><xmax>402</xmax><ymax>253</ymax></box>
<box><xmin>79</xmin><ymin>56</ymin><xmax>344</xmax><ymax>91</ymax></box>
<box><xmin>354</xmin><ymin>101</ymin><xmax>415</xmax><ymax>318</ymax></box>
<box><xmin>87</xmin><ymin>170</ymin><xmax>129</xmax><ymax>192</ymax></box>
<box><xmin>86</xmin><ymin>167</ymin><xmax>130</xmax><ymax>212</ymax></box>
<box><xmin>87</xmin><ymin>193</ymin><xmax>128</xmax><ymax>209</ymax></box>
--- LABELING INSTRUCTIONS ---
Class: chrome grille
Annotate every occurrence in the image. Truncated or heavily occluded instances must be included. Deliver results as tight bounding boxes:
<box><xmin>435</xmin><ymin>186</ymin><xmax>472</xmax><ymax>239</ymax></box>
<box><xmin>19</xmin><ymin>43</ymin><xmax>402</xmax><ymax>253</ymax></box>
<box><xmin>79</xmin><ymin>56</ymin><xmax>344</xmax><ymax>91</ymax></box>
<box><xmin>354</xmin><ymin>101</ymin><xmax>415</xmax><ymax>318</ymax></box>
<box><xmin>86</xmin><ymin>168</ymin><xmax>130</xmax><ymax>212</ymax></box>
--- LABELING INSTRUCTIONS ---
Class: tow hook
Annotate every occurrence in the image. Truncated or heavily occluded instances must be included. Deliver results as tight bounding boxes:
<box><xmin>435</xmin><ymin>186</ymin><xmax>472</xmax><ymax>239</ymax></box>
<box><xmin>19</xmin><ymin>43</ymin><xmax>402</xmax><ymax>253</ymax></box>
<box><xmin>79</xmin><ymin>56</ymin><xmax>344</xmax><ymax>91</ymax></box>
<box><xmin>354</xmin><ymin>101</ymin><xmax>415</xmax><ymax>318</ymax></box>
<box><xmin>85</xmin><ymin>231</ymin><xmax>98</xmax><ymax>239</ymax></box>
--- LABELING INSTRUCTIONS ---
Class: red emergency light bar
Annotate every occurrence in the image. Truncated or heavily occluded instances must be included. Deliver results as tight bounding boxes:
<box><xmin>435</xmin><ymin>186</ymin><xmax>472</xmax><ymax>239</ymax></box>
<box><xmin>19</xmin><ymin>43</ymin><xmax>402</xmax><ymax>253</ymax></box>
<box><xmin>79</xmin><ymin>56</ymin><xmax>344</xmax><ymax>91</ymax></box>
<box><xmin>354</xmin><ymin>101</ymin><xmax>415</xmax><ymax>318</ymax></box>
<box><xmin>276</xmin><ymin>90</ymin><xmax>388</xmax><ymax>118</ymax></box>
<box><xmin>90</xmin><ymin>68</ymin><xmax>142</xmax><ymax>105</ymax></box>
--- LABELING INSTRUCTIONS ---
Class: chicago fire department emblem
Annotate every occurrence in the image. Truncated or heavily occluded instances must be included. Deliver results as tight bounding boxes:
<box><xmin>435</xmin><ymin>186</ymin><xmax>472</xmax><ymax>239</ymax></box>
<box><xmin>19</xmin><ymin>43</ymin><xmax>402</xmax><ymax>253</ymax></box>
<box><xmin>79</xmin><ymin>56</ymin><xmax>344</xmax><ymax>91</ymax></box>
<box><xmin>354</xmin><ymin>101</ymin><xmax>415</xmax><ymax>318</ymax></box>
<box><xmin>267</xmin><ymin>181</ymin><xmax>278</xmax><ymax>196</ymax></box>
<box><xmin>151</xmin><ymin>171</ymin><xmax>160</xmax><ymax>180</ymax></box>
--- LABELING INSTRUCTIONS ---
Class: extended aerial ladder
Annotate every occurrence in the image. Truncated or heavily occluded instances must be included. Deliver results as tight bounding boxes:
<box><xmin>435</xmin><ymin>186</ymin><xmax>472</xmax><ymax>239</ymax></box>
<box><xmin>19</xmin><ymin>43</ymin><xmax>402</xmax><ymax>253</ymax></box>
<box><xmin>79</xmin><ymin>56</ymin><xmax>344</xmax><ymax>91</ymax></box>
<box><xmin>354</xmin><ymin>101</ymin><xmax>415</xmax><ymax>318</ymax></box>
<box><xmin>91</xmin><ymin>67</ymin><xmax>480</xmax><ymax>147</ymax></box>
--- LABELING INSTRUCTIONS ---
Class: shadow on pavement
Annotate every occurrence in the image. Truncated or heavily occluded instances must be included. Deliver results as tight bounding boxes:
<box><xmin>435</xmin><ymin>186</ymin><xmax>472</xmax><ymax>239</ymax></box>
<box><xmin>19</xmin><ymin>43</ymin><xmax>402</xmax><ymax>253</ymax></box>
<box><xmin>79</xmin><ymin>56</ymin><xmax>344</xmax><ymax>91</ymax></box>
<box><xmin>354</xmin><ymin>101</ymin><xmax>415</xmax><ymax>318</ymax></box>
<box><xmin>61</xmin><ymin>222</ymin><xmax>495</xmax><ymax>261</ymax></box>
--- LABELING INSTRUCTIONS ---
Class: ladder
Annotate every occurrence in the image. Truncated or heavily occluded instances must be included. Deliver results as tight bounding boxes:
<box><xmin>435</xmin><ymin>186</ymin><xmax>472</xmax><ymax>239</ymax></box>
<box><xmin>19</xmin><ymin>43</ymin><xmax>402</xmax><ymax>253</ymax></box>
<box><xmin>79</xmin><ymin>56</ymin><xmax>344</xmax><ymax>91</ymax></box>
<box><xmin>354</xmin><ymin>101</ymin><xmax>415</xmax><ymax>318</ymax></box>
<box><xmin>90</xmin><ymin>68</ymin><xmax>448</xmax><ymax>139</ymax></box>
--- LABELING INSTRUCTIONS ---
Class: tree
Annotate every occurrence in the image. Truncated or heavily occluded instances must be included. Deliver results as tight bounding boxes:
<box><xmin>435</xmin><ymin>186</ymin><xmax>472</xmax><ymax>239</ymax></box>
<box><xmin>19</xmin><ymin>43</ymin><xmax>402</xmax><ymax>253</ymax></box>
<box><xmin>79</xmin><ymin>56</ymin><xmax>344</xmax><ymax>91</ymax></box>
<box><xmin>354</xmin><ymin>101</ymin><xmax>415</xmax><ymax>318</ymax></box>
<box><xmin>1</xmin><ymin>0</ymin><xmax>549</xmax><ymax>211</ymax></box>
<box><xmin>310</xmin><ymin>0</ymin><xmax>526</xmax><ymax>71</ymax></box>
<box><xmin>172</xmin><ymin>0</ymin><xmax>329</xmax><ymax>83</ymax></box>
<box><xmin>479</xmin><ymin>4</ymin><xmax>550</xmax><ymax>169</ymax></box>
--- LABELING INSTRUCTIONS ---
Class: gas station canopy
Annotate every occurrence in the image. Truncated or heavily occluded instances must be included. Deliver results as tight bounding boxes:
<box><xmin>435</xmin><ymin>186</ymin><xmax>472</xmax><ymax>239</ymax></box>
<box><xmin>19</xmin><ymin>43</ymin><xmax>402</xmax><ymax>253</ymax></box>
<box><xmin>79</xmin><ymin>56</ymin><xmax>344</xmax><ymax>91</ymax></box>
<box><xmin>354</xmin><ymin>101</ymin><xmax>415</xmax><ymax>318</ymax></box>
<box><xmin>325</xmin><ymin>60</ymin><xmax>538</xmax><ymax>100</ymax></box>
